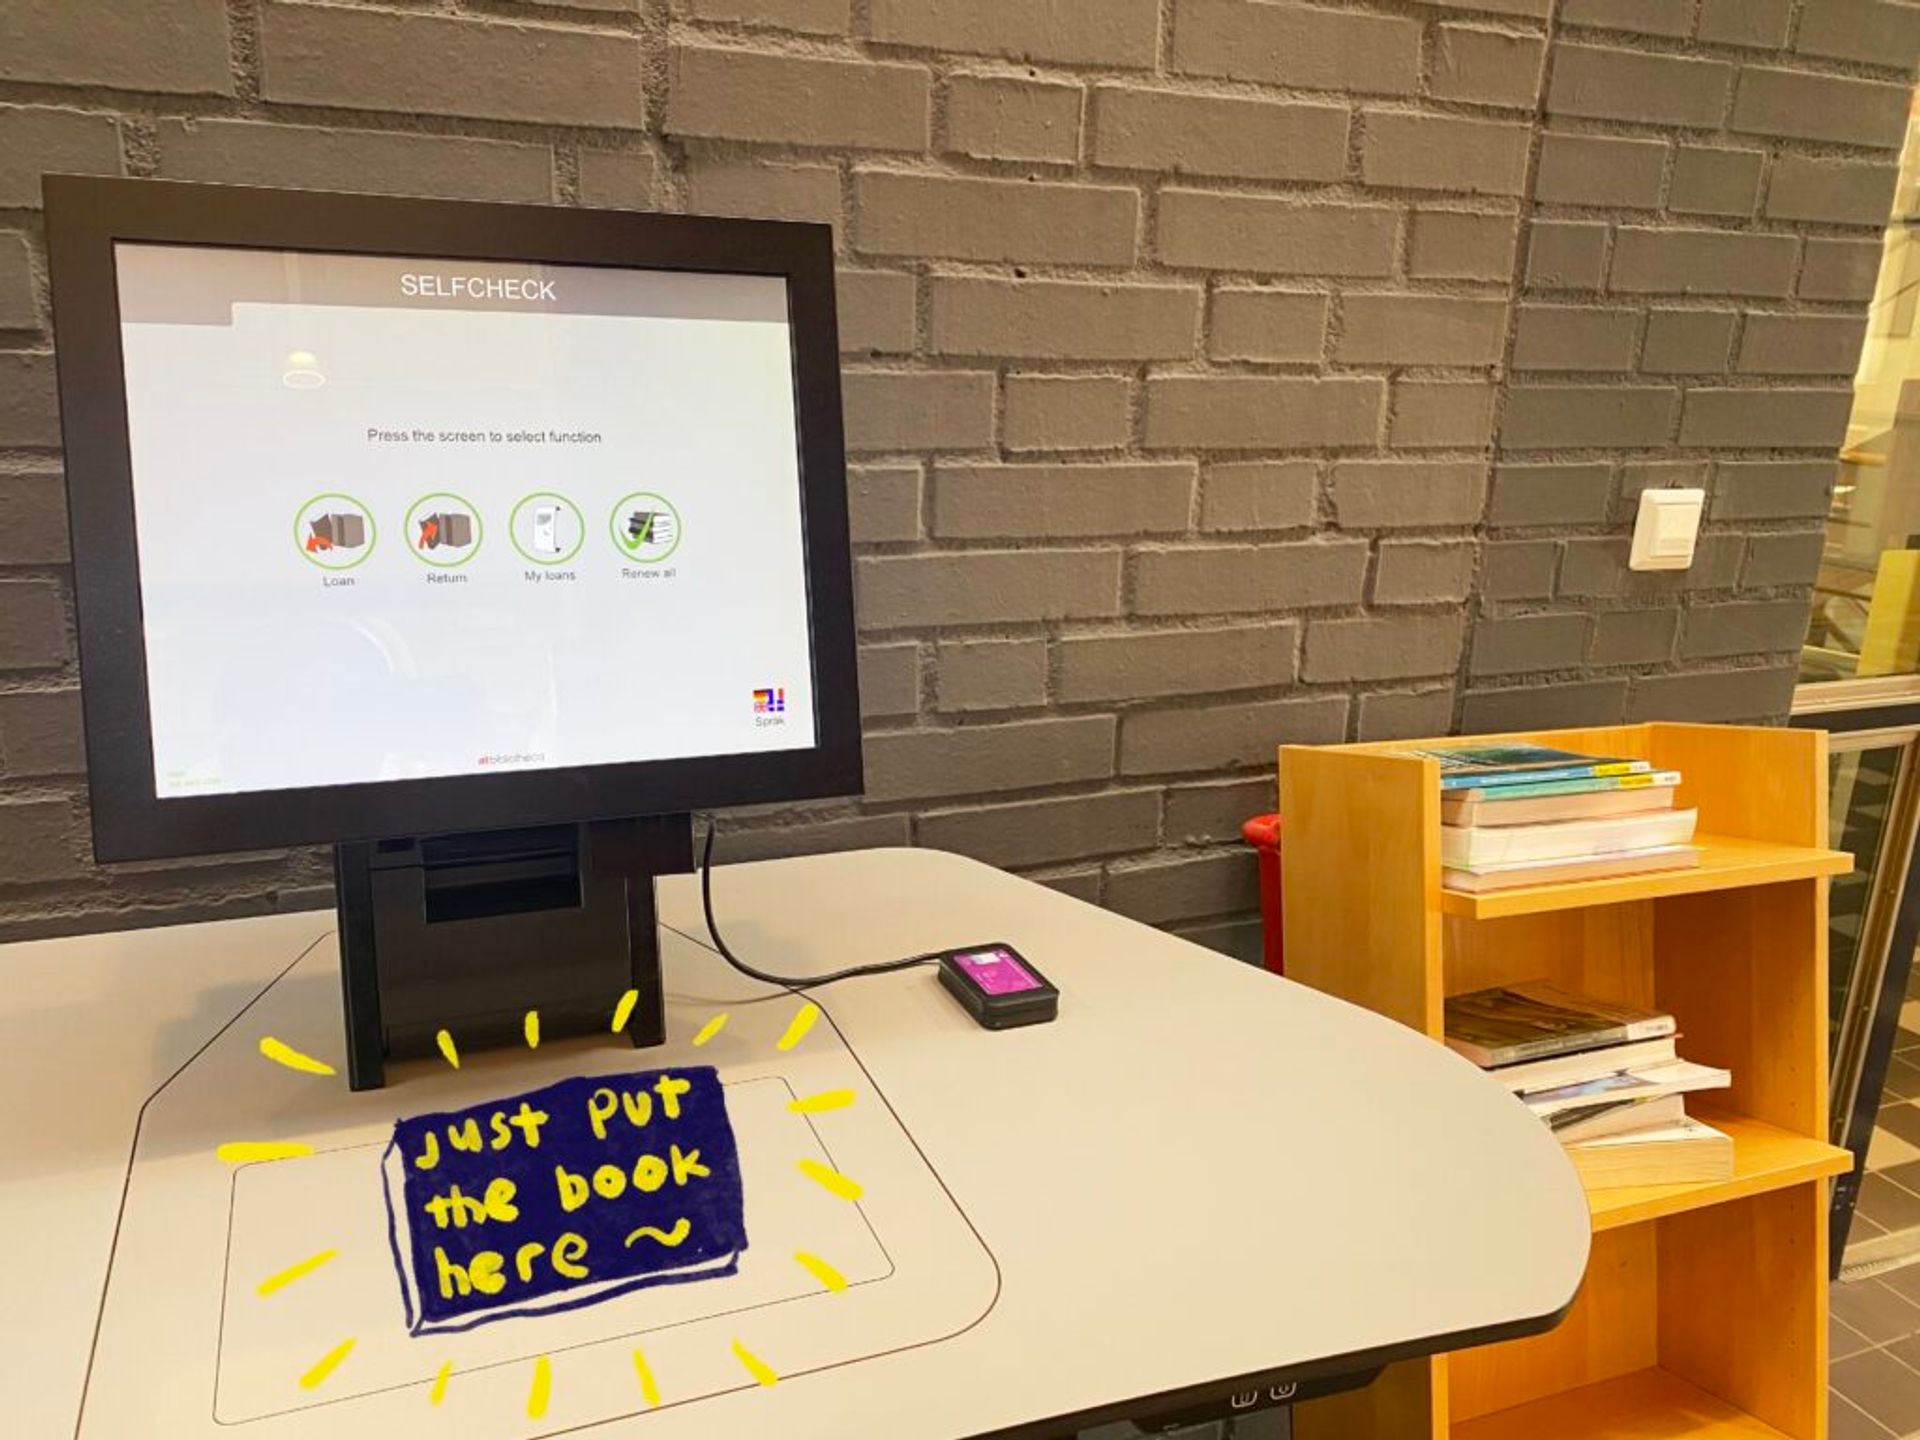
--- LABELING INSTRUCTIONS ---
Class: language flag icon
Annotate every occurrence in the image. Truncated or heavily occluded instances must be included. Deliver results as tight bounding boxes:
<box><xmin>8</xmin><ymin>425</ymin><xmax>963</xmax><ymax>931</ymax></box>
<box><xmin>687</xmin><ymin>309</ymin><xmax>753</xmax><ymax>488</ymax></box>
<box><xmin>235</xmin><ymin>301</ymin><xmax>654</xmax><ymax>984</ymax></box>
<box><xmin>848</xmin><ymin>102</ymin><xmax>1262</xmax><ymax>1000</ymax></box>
<box><xmin>753</xmin><ymin>688</ymin><xmax>786</xmax><ymax>715</ymax></box>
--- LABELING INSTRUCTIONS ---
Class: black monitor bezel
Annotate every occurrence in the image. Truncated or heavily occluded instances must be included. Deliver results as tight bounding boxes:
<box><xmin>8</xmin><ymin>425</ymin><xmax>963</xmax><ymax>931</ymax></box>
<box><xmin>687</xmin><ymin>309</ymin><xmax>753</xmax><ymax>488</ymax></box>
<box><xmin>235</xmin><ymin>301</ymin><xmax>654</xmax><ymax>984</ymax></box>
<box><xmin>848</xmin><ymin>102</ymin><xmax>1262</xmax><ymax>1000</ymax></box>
<box><xmin>43</xmin><ymin>175</ymin><xmax>862</xmax><ymax>864</ymax></box>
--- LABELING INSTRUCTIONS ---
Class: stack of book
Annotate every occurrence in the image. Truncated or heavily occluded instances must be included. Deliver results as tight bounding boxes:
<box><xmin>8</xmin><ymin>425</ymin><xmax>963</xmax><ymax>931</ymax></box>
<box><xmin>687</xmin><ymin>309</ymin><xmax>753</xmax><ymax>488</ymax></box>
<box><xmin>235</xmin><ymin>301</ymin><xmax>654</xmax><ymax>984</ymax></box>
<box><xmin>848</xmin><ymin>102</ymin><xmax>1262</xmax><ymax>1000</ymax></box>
<box><xmin>1446</xmin><ymin>981</ymin><xmax>1734</xmax><ymax>1188</ymax></box>
<box><xmin>1399</xmin><ymin>742</ymin><xmax>1699</xmax><ymax>893</ymax></box>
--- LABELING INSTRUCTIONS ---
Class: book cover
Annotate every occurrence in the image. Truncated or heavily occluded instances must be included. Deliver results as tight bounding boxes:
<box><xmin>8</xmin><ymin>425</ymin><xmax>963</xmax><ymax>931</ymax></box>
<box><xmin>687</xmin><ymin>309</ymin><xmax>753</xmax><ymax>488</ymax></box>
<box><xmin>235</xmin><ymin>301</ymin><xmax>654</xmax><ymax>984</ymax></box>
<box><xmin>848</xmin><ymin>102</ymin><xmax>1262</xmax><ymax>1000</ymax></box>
<box><xmin>1546</xmin><ymin>1091</ymin><xmax>1688</xmax><ymax>1144</ymax></box>
<box><xmin>1441</xmin><ymin>808</ymin><xmax>1699</xmax><ymax>868</ymax></box>
<box><xmin>1518</xmin><ymin>1057</ymin><xmax>1730</xmax><ymax>1111</ymax></box>
<box><xmin>1392</xmin><ymin>742</ymin><xmax>1652</xmax><ymax>791</ymax></box>
<box><xmin>1445</xmin><ymin>980</ymin><xmax>1676</xmax><ymax>1068</ymax></box>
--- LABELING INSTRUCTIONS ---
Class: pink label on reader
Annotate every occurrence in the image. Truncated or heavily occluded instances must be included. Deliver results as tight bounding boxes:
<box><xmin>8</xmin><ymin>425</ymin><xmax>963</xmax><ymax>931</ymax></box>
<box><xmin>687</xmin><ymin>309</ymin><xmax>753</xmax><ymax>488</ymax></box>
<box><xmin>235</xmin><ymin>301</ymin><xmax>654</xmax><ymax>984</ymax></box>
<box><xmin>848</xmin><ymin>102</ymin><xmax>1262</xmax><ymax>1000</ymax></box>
<box><xmin>953</xmin><ymin>947</ymin><xmax>1041</xmax><ymax>995</ymax></box>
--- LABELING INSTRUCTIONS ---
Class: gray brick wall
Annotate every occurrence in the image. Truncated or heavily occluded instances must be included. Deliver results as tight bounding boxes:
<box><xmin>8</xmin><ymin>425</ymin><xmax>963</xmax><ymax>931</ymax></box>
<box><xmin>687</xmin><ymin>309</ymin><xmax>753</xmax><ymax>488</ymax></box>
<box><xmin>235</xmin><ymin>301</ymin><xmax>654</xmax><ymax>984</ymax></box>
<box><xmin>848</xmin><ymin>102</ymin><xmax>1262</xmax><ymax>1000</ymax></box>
<box><xmin>1468</xmin><ymin>1</ymin><xmax>1916</xmax><ymax>753</ymax></box>
<box><xmin>1</xmin><ymin>1</ymin><xmax>1914</xmax><ymax>961</ymax></box>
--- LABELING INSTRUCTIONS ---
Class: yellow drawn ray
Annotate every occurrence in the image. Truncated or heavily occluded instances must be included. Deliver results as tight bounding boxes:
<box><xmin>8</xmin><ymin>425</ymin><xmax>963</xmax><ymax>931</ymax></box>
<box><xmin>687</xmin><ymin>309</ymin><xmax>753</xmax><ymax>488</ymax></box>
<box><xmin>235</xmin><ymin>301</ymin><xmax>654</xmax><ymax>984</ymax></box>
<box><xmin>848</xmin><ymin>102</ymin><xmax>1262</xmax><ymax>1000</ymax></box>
<box><xmin>788</xmin><ymin>1088</ymin><xmax>855</xmax><ymax>1114</ymax></box>
<box><xmin>218</xmin><ymin>1140</ymin><xmax>314</xmax><ymax>1164</ymax></box>
<box><xmin>435</xmin><ymin>1029</ymin><xmax>460</xmax><ymax>1070</ymax></box>
<box><xmin>524</xmin><ymin>1009</ymin><xmax>541</xmax><ymax>1050</ymax></box>
<box><xmin>256</xmin><ymin>1248</ymin><xmax>338</xmax><ymax>1297</ymax></box>
<box><xmin>528</xmin><ymin>1355</ymin><xmax>553</xmax><ymax>1419</ymax></box>
<box><xmin>777</xmin><ymin>1002</ymin><xmax>820</xmax><ymax>1052</ymax></box>
<box><xmin>732</xmin><ymin>1338</ymin><xmax>778</xmax><ymax>1387</ymax></box>
<box><xmin>611</xmin><ymin>988</ymin><xmax>640</xmax><ymax>1033</ymax></box>
<box><xmin>429</xmin><ymin>1359</ymin><xmax>453</xmax><ymax>1407</ymax></box>
<box><xmin>793</xmin><ymin>1250</ymin><xmax>848</xmax><ymax>1292</ymax></box>
<box><xmin>257</xmin><ymin>1036</ymin><xmax>336</xmax><ymax>1077</ymax></box>
<box><xmin>692</xmin><ymin>1012</ymin><xmax>729</xmax><ymax>1047</ymax></box>
<box><xmin>632</xmin><ymin>1349</ymin><xmax>660</xmax><ymax>1407</ymax></box>
<box><xmin>298</xmin><ymin>1337</ymin><xmax>356</xmax><ymax>1391</ymax></box>
<box><xmin>624</xmin><ymin>1218</ymin><xmax>692</xmax><ymax>1249</ymax></box>
<box><xmin>795</xmin><ymin>1158</ymin><xmax>863</xmax><ymax>1201</ymax></box>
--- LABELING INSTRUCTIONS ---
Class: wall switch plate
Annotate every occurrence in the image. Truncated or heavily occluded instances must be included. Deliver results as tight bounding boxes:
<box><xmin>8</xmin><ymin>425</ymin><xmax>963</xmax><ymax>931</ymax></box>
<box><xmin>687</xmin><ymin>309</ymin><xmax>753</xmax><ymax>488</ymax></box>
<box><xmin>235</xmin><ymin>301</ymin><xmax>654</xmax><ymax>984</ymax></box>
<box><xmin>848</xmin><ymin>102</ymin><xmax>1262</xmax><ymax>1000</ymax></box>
<box><xmin>1628</xmin><ymin>487</ymin><xmax>1705</xmax><ymax>571</ymax></box>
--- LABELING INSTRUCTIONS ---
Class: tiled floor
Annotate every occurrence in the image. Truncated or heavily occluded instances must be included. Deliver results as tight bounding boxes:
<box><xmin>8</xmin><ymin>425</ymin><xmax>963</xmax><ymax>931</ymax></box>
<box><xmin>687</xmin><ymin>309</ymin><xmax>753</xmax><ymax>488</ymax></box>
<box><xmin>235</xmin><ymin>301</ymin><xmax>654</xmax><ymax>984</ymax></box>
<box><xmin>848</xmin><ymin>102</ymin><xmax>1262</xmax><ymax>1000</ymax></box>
<box><xmin>1837</xmin><ymin>964</ymin><xmax>1920</xmax><ymax>1437</ymax></box>
<box><xmin>1857</xmin><ymin>1025</ymin><xmax>1920</xmax><ymax>1256</ymax></box>
<box><xmin>1847</xmin><ymin>945</ymin><xmax>1920</xmax><ymax>1267</ymax></box>
<box><xmin>1834</xmin><ymin>1268</ymin><xmax>1920</xmax><ymax>1437</ymax></box>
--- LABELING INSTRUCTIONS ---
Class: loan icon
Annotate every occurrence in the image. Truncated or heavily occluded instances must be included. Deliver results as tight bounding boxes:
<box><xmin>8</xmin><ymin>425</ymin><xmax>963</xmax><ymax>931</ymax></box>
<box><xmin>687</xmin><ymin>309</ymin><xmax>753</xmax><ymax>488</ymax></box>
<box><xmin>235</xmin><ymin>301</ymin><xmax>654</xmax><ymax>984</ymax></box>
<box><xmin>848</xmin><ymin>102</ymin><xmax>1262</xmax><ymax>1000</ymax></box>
<box><xmin>295</xmin><ymin>493</ymin><xmax>376</xmax><ymax>570</ymax></box>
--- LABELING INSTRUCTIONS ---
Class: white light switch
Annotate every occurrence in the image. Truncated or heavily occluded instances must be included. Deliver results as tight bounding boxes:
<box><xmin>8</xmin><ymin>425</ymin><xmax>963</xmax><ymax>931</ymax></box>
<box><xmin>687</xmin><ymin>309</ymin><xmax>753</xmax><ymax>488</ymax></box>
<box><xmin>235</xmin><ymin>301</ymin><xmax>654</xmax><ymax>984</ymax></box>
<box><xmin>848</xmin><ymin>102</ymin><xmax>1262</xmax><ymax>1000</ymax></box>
<box><xmin>1628</xmin><ymin>486</ymin><xmax>1705</xmax><ymax>571</ymax></box>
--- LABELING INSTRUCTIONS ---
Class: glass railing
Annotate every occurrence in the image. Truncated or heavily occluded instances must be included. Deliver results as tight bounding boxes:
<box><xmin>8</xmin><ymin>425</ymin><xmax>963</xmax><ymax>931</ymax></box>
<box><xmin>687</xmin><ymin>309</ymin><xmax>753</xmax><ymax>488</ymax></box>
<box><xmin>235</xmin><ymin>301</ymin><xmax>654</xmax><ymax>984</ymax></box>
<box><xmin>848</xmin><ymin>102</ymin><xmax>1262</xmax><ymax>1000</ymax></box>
<box><xmin>1802</xmin><ymin>104</ymin><xmax>1920</xmax><ymax>688</ymax></box>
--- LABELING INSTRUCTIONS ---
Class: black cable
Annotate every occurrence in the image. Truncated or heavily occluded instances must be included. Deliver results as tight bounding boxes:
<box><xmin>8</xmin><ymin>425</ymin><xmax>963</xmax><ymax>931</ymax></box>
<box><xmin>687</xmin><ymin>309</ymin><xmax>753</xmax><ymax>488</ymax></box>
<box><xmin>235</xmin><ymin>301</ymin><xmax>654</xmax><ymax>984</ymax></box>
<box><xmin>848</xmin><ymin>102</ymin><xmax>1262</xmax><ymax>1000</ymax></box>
<box><xmin>697</xmin><ymin>823</ymin><xmax>942</xmax><ymax>991</ymax></box>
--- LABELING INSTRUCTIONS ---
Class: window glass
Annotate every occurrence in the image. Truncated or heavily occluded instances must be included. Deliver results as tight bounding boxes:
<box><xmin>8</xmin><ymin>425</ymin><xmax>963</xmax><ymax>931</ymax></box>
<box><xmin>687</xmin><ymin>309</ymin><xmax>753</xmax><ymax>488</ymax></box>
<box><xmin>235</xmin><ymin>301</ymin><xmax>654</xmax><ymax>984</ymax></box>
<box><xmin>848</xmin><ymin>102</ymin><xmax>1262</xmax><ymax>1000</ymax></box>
<box><xmin>1804</xmin><ymin>97</ymin><xmax>1920</xmax><ymax>684</ymax></box>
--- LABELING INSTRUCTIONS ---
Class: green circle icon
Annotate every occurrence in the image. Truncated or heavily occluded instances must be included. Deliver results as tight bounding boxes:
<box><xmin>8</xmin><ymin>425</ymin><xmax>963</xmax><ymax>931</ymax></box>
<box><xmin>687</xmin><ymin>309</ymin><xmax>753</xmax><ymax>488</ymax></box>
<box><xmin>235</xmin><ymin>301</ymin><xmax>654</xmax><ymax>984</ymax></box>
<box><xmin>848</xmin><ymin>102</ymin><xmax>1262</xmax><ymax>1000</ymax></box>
<box><xmin>509</xmin><ymin>492</ymin><xmax>585</xmax><ymax>565</ymax></box>
<box><xmin>404</xmin><ymin>492</ymin><xmax>484</xmax><ymax>567</ymax></box>
<box><xmin>294</xmin><ymin>492</ymin><xmax>377</xmax><ymax>570</ymax></box>
<box><xmin>608</xmin><ymin>492</ymin><xmax>683</xmax><ymax>564</ymax></box>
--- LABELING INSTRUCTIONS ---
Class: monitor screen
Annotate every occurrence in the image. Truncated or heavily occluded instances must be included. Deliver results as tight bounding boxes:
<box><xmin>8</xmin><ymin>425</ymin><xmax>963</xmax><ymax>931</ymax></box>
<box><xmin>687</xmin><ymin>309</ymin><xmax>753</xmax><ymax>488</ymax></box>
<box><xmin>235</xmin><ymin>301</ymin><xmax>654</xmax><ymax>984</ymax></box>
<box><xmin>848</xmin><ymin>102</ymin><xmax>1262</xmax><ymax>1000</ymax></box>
<box><xmin>111</xmin><ymin>243</ymin><xmax>819</xmax><ymax>800</ymax></box>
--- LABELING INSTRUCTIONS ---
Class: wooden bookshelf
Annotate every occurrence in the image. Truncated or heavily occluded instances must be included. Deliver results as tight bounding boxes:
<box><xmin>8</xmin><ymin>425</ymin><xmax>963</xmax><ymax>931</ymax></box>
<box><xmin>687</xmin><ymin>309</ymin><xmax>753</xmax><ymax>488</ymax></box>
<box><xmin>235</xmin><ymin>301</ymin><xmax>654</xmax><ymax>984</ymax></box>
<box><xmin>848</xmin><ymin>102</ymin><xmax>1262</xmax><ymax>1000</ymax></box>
<box><xmin>1279</xmin><ymin>723</ymin><xmax>1854</xmax><ymax>1440</ymax></box>
<box><xmin>1454</xmin><ymin>1367</ymin><xmax>1794</xmax><ymax>1440</ymax></box>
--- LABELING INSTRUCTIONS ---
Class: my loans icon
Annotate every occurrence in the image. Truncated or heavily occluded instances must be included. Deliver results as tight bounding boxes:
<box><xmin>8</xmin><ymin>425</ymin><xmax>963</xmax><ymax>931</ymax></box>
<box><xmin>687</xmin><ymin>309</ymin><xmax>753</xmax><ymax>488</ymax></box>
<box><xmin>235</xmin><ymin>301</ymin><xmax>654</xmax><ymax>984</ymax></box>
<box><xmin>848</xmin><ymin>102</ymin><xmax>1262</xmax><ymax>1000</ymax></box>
<box><xmin>610</xmin><ymin>493</ymin><xmax>682</xmax><ymax>564</ymax></box>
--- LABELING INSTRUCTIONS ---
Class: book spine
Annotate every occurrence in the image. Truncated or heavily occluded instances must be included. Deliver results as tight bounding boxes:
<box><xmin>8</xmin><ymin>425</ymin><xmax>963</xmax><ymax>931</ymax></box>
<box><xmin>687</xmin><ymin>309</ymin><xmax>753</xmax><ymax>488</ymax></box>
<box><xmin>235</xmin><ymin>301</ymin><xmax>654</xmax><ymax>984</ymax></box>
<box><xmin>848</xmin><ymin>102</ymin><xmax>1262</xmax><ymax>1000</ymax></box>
<box><xmin>1438</xmin><ymin>760</ymin><xmax>1653</xmax><ymax>791</ymax></box>
<box><xmin>1454</xmin><ymin>1024</ymin><xmax>1633</xmax><ymax>1068</ymax></box>
<box><xmin>1495</xmin><ymin>1036</ymin><xmax>1680</xmax><ymax>1091</ymax></box>
<box><xmin>1621</xmin><ymin>1017</ymin><xmax>1677</xmax><ymax>1043</ymax></box>
<box><xmin>1447</xmin><ymin>769</ymin><xmax>1682</xmax><ymax>803</ymax></box>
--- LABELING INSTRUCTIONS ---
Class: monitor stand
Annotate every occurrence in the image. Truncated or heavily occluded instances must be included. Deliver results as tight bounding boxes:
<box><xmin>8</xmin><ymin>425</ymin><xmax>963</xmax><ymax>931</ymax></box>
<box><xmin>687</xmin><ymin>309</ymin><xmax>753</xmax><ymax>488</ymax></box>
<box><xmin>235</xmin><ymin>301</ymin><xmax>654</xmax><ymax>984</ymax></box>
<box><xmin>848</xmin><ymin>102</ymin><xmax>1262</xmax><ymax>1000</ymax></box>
<box><xmin>331</xmin><ymin>814</ymin><xmax>692</xmax><ymax>1091</ymax></box>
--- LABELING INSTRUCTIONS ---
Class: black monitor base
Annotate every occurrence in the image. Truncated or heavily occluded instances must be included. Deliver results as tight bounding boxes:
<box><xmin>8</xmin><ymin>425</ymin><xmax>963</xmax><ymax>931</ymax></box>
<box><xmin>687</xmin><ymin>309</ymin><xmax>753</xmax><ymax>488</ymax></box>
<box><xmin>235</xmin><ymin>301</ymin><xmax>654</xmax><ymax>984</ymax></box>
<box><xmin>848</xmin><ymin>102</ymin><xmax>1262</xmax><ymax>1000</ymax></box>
<box><xmin>332</xmin><ymin>814</ymin><xmax>693</xmax><ymax>1091</ymax></box>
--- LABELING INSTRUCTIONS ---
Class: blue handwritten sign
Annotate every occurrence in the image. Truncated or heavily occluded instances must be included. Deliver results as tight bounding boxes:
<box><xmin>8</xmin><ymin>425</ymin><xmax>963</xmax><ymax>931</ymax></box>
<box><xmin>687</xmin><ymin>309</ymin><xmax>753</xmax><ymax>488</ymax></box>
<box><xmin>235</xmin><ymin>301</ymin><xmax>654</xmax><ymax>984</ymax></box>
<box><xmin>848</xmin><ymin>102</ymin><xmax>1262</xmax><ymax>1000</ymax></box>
<box><xmin>382</xmin><ymin>1066</ymin><xmax>747</xmax><ymax>1334</ymax></box>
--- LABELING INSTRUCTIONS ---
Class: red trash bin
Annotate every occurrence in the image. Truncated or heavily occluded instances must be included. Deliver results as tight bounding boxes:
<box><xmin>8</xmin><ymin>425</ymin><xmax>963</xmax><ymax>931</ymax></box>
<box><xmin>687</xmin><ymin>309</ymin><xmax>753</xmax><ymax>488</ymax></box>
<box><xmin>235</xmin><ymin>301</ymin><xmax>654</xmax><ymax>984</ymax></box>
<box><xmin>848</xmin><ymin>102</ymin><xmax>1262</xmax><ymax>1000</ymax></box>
<box><xmin>1240</xmin><ymin>813</ymin><xmax>1282</xmax><ymax>975</ymax></box>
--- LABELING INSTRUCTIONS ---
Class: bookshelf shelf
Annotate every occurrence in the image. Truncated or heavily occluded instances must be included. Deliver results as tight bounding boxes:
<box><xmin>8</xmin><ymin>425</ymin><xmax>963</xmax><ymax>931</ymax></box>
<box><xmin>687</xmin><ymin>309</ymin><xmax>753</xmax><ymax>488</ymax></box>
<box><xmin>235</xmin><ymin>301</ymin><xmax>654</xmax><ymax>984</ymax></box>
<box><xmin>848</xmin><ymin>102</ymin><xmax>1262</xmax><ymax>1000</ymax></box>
<box><xmin>1441</xmin><ymin>835</ymin><xmax>1852</xmax><ymax>920</ymax></box>
<box><xmin>1454</xmin><ymin>1367</ymin><xmax>1790</xmax><ymax>1440</ymax></box>
<box><xmin>1586</xmin><ymin>1107</ymin><xmax>1851</xmax><ymax>1233</ymax></box>
<box><xmin>1280</xmin><ymin>723</ymin><xmax>1848</xmax><ymax>1440</ymax></box>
